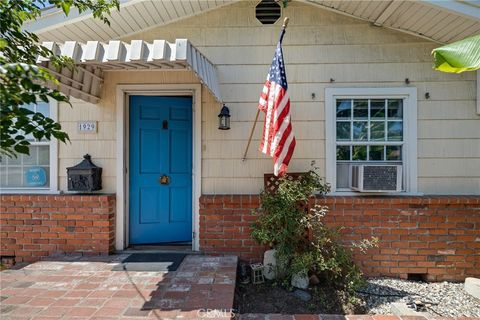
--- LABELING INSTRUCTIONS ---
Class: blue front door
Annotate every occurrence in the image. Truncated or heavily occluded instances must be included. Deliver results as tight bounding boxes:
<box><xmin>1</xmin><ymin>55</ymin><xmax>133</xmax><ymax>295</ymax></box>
<box><xmin>129</xmin><ymin>96</ymin><xmax>192</xmax><ymax>244</ymax></box>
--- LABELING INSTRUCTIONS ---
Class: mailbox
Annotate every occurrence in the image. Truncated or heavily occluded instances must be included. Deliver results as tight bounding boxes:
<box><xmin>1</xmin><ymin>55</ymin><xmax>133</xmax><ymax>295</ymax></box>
<box><xmin>67</xmin><ymin>154</ymin><xmax>102</xmax><ymax>192</ymax></box>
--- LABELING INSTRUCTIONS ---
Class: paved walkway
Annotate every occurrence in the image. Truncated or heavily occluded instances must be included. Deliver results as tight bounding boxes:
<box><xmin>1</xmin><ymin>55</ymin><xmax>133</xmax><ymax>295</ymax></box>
<box><xmin>0</xmin><ymin>254</ymin><xmax>237</xmax><ymax>319</ymax></box>
<box><xmin>2</xmin><ymin>256</ymin><xmax>476</xmax><ymax>320</ymax></box>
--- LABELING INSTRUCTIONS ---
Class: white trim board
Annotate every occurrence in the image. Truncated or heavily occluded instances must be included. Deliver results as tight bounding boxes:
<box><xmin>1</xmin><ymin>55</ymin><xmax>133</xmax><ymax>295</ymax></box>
<box><xmin>325</xmin><ymin>87</ymin><xmax>418</xmax><ymax>195</ymax></box>
<box><xmin>115</xmin><ymin>84</ymin><xmax>202</xmax><ymax>252</ymax></box>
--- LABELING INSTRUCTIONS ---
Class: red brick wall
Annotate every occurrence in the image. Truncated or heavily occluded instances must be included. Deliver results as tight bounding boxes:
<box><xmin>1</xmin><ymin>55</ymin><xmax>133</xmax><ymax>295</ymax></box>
<box><xmin>199</xmin><ymin>195</ymin><xmax>265</xmax><ymax>261</ymax></box>
<box><xmin>0</xmin><ymin>194</ymin><xmax>115</xmax><ymax>264</ymax></box>
<box><xmin>199</xmin><ymin>195</ymin><xmax>480</xmax><ymax>281</ymax></box>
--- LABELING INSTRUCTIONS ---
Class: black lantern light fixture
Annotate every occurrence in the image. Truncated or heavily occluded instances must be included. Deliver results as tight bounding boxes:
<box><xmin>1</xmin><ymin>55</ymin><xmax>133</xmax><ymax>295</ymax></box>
<box><xmin>218</xmin><ymin>104</ymin><xmax>231</xmax><ymax>130</ymax></box>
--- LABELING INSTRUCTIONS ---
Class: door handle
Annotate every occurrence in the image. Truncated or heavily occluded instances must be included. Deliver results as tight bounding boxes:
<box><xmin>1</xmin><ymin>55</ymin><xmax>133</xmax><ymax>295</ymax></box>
<box><xmin>159</xmin><ymin>175</ymin><xmax>170</xmax><ymax>185</ymax></box>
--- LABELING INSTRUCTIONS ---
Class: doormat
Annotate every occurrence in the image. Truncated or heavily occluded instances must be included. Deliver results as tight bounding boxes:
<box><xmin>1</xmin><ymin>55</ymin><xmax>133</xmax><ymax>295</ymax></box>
<box><xmin>121</xmin><ymin>253</ymin><xmax>186</xmax><ymax>272</ymax></box>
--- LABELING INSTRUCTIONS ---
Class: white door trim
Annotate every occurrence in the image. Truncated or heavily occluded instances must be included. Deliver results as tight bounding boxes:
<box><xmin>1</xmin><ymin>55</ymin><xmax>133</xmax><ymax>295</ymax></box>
<box><xmin>115</xmin><ymin>84</ymin><xmax>202</xmax><ymax>251</ymax></box>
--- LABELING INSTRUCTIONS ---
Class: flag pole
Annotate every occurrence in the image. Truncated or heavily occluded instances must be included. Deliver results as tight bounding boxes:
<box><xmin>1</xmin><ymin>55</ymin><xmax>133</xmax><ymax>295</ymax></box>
<box><xmin>242</xmin><ymin>17</ymin><xmax>290</xmax><ymax>162</ymax></box>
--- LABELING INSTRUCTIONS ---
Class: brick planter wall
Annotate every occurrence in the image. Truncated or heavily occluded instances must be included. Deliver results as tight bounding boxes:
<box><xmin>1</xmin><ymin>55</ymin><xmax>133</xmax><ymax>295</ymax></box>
<box><xmin>199</xmin><ymin>195</ymin><xmax>265</xmax><ymax>261</ymax></box>
<box><xmin>199</xmin><ymin>195</ymin><xmax>480</xmax><ymax>281</ymax></box>
<box><xmin>0</xmin><ymin>194</ymin><xmax>115</xmax><ymax>264</ymax></box>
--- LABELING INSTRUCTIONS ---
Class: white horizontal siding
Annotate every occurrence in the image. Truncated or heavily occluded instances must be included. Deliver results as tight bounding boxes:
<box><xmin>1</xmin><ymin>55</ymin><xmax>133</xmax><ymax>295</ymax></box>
<box><xmin>418</xmin><ymin>101</ymin><xmax>478</xmax><ymax>120</ymax></box>
<box><xmin>200</xmin><ymin>43</ymin><xmax>437</xmax><ymax>65</ymax></box>
<box><xmin>418</xmin><ymin>139</ymin><xmax>480</xmax><ymax>158</ymax></box>
<box><xmin>57</xmin><ymin>98</ymin><xmax>117</xmax><ymax>191</ymax></box>
<box><xmin>418</xmin><ymin>120</ymin><xmax>480</xmax><ymax>139</ymax></box>
<box><xmin>217</xmin><ymin>81</ymin><xmax>476</xmax><ymax>103</ymax></box>
<box><xmin>55</xmin><ymin>1</ymin><xmax>479</xmax><ymax>195</ymax></box>
<box><xmin>216</xmin><ymin>64</ymin><xmax>474</xmax><ymax>84</ymax></box>
<box><xmin>202</xmin><ymin>102</ymin><xmax>326</xmax><ymax>122</ymax></box>
<box><xmin>418</xmin><ymin>178</ymin><xmax>480</xmax><ymax>194</ymax></box>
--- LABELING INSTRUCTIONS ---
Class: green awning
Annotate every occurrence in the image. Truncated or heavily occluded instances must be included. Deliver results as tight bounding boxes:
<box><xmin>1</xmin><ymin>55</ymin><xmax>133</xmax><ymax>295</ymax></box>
<box><xmin>432</xmin><ymin>34</ymin><xmax>480</xmax><ymax>73</ymax></box>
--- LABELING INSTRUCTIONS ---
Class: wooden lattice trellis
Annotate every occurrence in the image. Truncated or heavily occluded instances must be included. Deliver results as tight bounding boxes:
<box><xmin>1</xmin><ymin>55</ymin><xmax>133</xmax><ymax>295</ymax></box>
<box><xmin>263</xmin><ymin>173</ymin><xmax>305</xmax><ymax>193</ymax></box>
<box><xmin>263</xmin><ymin>173</ymin><xmax>313</xmax><ymax>241</ymax></box>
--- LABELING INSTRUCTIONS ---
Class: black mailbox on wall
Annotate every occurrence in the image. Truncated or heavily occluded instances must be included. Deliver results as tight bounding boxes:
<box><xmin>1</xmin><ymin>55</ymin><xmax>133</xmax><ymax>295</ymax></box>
<box><xmin>67</xmin><ymin>154</ymin><xmax>102</xmax><ymax>192</ymax></box>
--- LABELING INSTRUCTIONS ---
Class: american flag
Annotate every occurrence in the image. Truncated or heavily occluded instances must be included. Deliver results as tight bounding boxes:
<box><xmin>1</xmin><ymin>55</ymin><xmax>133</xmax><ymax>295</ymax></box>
<box><xmin>258</xmin><ymin>28</ymin><xmax>296</xmax><ymax>176</ymax></box>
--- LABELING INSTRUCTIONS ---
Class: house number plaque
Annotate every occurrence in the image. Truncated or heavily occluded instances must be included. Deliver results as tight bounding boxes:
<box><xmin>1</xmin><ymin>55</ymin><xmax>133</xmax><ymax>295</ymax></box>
<box><xmin>77</xmin><ymin>121</ymin><xmax>97</xmax><ymax>133</ymax></box>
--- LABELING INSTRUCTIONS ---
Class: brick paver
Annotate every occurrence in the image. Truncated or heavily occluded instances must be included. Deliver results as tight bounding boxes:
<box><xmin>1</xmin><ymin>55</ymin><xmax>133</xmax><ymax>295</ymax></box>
<box><xmin>0</xmin><ymin>254</ymin><xmax>237</xmax><ymax>319</ymax></box>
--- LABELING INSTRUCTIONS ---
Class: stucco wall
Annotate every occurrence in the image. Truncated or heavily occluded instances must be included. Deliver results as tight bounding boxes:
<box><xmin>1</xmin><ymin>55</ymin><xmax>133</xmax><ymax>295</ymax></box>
<box><xmin>57</xmin><ymin>1</ymin><xmax>479</xmax><ymax>195</ymax></box>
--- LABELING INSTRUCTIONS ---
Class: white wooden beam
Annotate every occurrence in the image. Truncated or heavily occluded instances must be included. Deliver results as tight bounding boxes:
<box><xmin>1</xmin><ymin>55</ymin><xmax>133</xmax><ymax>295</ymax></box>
<box><xmin>76</xmin><ymin>66</ymin><xmax>103</xmax><ymax>82</ymax></box>
<box><xmin>47</xmin><ymin>68</ymin><xmax>85</xmax><ymax>88</ymax></box>
<box><xmin>37</xmin><ymin>38</ymin><xmax>223</xmax><ymax>103</ymax></box>
<box><xmin>83</xmin><ymin>41</ymin><xmax>105</xmax><ymax>63</ymax></box>
<box><xmin>152</xmin><ymin>40</ymin><xmax>168</xmax><ymax>60</ymax></box>
<box><xmin>38</xmin><ymin>42</ymin><xmax>61</xmax><ymax>62</ymax></box>
<box><xmin>62</xmin><ymin>41</ymin><xmax>83</xmax><ymax>63</ymax></box>
<box><xmin>175</xmin><ymin>39</ymin><xmax>188</xmax><ymax>61</ymax></box>
<box><xmin>58</xmin><ymin>80</ymin><xmax>100</xmax><ymax>103</ymax></box>
<box><xmin>106</xmin><ymin>40</ymin><xmax>127</xmax><ymax>62</ymax></box>
<box><xmin>129</xmin><ymin>40</ymin><xmax>148</xmax><ymax>61</ymax></box>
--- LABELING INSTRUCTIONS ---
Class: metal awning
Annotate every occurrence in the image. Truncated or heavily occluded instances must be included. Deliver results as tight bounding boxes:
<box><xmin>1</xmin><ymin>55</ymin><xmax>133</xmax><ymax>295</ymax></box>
<box><xmin>37</xmin><ymin>39</ymin><xmax>222</xmax><ymax>104</ymax></box>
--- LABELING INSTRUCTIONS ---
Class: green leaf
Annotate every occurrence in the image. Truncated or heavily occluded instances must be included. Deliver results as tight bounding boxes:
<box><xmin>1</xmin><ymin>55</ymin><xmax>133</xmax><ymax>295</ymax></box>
<box><xmin>432</xmin><ymin>34</ymin><xmax>480</xmax><ymax>73</ymax></box>
<box><xmin>0</xmin><ymin>0</ymin><xmax>119</xmax><ymax>156</ymax></box>
<box><xmin>61</xmin><ymin>3</ymin><xmax>71</xmax><ymax>15</ymax></box>
<box><xmin>14</xmin><ymin>144</ymin><xmax>30</xmax><ymax>155</ymax></box>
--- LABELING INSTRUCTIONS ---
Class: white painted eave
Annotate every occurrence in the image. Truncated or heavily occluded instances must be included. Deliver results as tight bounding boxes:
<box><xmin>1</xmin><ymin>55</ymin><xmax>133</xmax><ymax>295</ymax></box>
<box><xmin>422</xmin><ymin>0</ymin><xmax>480</xmax><ymax>21</ymax></box>
<box><xmin>27</xmin><ymin>0</ymin><xmax>479</xmax><ymax>45</ymax></box>
<box><xmin>24</xmin><ymin>0</ymin><xmax>140</xmax><ymax>34</ymax></box>
<box><xmin>302</xmin><ymin>0</ymin><xmax>480</xmax><ymax>44</ymax></box>
<box><xmin>26</xmin><ymin>0</ymin><xmax>238</xmax><ymax>43</ymax></box>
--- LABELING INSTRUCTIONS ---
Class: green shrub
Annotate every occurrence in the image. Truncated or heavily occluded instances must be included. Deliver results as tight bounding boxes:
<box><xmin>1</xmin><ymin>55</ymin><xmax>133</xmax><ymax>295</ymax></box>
<box><xmin>251</xmin><ymin>164</ymin><xmax>378</xmax><ymax>295</ymax></box>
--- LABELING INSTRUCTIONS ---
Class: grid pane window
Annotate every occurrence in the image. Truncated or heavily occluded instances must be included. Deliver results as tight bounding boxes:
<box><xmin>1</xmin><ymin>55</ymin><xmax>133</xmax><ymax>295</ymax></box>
<box><xmin>0</xmin><ymin>102</ymin><xmax>51</xmax><ymax>189</ymax></box>
<box><xmin>335</xmin><ymin>98</ymin><xmax>403</xmax><ymax>189</ymax></box>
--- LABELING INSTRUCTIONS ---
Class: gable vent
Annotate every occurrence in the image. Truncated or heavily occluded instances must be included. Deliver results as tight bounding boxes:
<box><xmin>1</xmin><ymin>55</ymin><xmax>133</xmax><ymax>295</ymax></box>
<box><xmin>256</xmin><ymin>0</ymin><xmax>281</xmax><ymax>25</ymax></box>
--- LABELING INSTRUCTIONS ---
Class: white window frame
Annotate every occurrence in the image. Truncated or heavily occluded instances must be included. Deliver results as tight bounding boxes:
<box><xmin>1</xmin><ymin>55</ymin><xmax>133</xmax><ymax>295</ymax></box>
<box><xmin>0</xmin><ymin>100</ymin><xmax>59</xmax><ymax>194</ymax></box>
<box><xmin>325</xmin><ymin>87</ymin><xmax>418</xmax><ymax>195</ymax></box>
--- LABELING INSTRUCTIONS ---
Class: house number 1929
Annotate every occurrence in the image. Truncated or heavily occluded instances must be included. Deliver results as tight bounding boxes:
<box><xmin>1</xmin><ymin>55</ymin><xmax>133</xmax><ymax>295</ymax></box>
<box><xmin>77</xmin><ymin>121</ymin><xmax>97</xmax><ymax>133</ymax></box>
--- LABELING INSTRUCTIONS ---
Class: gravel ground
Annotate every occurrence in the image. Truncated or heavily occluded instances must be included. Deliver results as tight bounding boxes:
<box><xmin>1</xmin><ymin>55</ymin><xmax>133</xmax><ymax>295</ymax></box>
<box><xmin>359</xmin><ymin>278</ymin><xmax>480</xmax><ymax>318</ymax></box>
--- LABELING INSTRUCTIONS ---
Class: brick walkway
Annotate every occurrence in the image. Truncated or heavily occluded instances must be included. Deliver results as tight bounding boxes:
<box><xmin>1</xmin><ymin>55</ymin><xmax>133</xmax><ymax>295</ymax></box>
<box><xmin>237</xmin><ymin>315</ymin><xmax>480</xmax><ymax>320</ymax></box>
<box><xmin>0</xmin><ymin>254</ymin><xmax>237</xmax><ymax>319</ymax></box>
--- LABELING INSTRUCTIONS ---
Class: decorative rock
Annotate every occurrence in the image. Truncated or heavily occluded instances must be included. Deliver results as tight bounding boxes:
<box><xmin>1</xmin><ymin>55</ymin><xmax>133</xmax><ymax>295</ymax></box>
<box><xmin>293</xmin><ymin>289</ymin><xmax>312</xmax><ymax>302</ymax></box>
<box><xmin>291</xmin><ymin>271</ymin><xmax>309</xmax><ymax>289</ymax></box>
<box><xmin>309</xmin><ymin>274</ymin><xmax>320</xmax><ymax>285</ymax></box>
<box><xmin>263</xmin><ymin>249</ymin><xmax>277</xmax><ymax>280</ymax></box>
<box><xmin>465</xmin><ymin>277</ymin><xmax>480</xmax><ymax>299</ymax></box>
<box><xmin>359</xmin><ymin>277</ymin><xmax>480</xmax><ymax>317</ymax></box>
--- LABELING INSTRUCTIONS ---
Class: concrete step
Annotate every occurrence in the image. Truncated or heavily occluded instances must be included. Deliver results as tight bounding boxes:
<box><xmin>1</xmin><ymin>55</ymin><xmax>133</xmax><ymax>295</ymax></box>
<box><xmin>390</xmin><ymin>302</ymin><xmax>431</xmax><ymax>317</ymax></box>
<box><xmin>465</xmin><ymin>277</ymin><xmax>480</xmax><ymax>300</ymax></box>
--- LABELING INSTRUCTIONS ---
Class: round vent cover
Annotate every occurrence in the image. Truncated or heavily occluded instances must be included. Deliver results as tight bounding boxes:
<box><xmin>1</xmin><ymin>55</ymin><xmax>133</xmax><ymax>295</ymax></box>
<box><xmin>256</xmin><ymin>0</ymin><xmax>281</xmax><ymax>25</ymax></box>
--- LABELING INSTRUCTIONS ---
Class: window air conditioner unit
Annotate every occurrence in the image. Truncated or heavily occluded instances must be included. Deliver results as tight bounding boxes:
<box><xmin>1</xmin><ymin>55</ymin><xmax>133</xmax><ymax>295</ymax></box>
<box><xmin>350</xmin><ymin>165</ymin><xmax>402</xmax><ymax>192</ymax></box>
